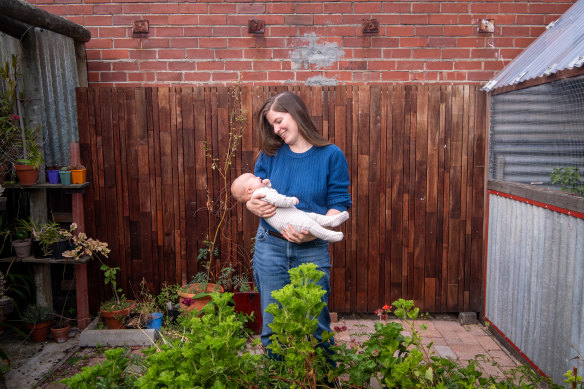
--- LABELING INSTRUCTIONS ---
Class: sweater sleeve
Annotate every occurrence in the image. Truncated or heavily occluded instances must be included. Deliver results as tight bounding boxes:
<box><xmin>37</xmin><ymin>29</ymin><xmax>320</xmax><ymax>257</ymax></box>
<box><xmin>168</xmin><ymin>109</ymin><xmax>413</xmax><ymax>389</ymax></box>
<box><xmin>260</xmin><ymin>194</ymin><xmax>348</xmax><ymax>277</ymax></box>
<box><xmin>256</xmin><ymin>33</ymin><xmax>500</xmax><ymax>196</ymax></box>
<box><xmin>254</xmin><ymin>151</ymin><xmax>271</xmax><ymax>180</ymax></box>
<box><xmin>327</xmin><ymin>146</ymin><xmax>352</xmax><ymax>212</ymax></box>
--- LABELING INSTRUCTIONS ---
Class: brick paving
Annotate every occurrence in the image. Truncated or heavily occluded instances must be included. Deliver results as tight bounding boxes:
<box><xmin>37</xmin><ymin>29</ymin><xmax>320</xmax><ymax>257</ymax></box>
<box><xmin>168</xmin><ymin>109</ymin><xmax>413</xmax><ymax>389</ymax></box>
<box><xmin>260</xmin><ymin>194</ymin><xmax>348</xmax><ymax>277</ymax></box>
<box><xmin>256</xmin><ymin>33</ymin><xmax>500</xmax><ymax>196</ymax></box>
<box><xmin>333</xmin><ymin>315</ymin><xmax>521</xmax><ymax>380</ymax></box>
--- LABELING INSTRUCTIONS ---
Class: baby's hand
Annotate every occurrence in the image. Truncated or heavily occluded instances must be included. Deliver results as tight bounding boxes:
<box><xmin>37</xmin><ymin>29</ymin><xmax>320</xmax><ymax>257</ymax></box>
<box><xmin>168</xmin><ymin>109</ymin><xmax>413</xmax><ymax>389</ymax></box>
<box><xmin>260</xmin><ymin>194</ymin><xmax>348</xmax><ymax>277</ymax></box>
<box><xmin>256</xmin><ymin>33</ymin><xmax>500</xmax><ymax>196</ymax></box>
<box><xmin>262</xmin><ymin>179</ymin><xmax>271</xmax><ymax>186</ymax></box>
<box><xmin>292</xmin><ymin>197</ymin><xmax>299</xmax><ymax>205</ymax></box>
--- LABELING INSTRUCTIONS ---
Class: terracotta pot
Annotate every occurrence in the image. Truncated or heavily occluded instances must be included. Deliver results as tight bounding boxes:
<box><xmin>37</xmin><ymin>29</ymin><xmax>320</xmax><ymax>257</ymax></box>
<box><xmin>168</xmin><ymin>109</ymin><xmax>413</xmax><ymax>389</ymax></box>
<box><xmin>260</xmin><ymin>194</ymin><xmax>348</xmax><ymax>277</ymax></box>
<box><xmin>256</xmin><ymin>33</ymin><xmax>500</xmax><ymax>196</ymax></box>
<box><xmin>178</xmin><ymin>283</ymin><xmax>224</xmax><ymax>313</ymax></box>
<box><xmin>26</xmin><ymin>320</ymin><xmax>52</xmax><ymax>342</ymax></box>
<box><xmin>14</xmin><ymin>164</ymin><xmax>39</xmax><ymax>186</ymax></box>
<box><xmin>51</xmin><ymin>324</ymin><xmax>71</xmax><ymax>343</ymax></box>
<box><xmin>100</xmin><ymin>300</ymin><xmax>135</xmax><ymax>329</ymax></box>
<box><xmin>12</xmin><ymin>238</ymin><xmax>32</xmax><ymax>258</ymax></box>
<box><xmin>70</xmin><ymin>168</ymin><xmax>86</xmax><ymax>184</ymax></box>
<box><xmin>233</xmin><ymin>291</ymin><xmax>263</xmax><ymax>334</ymax></box>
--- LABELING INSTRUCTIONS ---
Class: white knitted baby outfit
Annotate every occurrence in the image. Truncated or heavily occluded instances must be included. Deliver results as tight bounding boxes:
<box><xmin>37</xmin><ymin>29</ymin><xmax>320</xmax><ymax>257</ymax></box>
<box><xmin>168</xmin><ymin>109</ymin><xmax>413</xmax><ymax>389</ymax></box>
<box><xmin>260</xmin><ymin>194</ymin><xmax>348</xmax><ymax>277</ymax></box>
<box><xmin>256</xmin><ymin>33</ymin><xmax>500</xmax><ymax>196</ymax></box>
<box><xmin>255</xmin><ymin>185</ymin><xmax>349</xmax><ymax>242</ymax></box>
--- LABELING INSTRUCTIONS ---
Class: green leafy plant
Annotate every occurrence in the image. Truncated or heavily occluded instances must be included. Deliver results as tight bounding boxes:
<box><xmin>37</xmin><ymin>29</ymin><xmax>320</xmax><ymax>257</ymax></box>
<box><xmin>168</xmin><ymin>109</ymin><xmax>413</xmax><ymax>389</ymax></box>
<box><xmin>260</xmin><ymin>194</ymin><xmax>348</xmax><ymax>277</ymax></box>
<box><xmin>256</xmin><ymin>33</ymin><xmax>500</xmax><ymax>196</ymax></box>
<box><xmin>21</xmin><ymin>304</ymin><xmax>53</xmax><ymax>325</ymax></box>
<box><xmin>155</xmin><ymin>282</ymin><xmax>179</xmax><ymax>309</ymax></box>
<box><xmin>551</xmin><ymin>167</ymin><xmax>584</xmax><ymax>196</ymax></box>
<box><xmin>99</xmin><ymin>264</ymin><xmax>131</xmax><ymax>311</ymax></box>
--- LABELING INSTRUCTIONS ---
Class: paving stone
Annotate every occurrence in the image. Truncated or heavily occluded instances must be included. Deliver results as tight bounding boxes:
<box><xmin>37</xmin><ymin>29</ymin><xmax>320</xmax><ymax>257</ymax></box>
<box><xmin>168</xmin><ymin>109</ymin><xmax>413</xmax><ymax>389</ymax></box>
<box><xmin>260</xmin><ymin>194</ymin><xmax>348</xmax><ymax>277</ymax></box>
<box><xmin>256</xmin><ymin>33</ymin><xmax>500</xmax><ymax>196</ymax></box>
<box><xmin>434</xmin><ymin>345</ymin><xmax>458</xmax><ymax>360</ymax></box>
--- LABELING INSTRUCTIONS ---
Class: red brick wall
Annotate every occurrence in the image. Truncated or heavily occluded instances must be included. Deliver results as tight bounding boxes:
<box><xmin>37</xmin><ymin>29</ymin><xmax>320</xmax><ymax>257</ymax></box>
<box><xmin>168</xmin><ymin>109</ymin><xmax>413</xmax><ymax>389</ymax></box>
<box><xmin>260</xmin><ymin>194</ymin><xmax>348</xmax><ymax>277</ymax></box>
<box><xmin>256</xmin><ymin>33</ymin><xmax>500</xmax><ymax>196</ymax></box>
<box><xmin>27</xmin><ymin>0</ymin><xmax>575</xmax><ymax>86</ymax></box>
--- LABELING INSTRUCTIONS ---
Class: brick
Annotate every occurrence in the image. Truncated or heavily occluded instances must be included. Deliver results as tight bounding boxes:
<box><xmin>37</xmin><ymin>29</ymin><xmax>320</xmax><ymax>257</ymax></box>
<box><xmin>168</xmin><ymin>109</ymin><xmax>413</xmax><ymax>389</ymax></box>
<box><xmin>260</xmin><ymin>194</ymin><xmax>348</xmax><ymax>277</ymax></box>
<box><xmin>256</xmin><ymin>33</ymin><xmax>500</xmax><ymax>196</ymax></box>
<box><xmin>375</xmin><ymin>15</ymin><xmax>400</xmax><ymax>24</ymax></box>
<box><xmin>140</xmin><ymin>61</ymin><xmax>167</xmax><ymax>71</ymax></box>
<box><xmin>129</xmin><ymin>50</ymin><xmax>157</xmax><ymax>60</ymax></box>
<box><xmin>122</xmin><ymin>4</ymin><xmax>150</xmax><ymax>14</ymax></box>
<box><xmin>318</xmin><ymin>37</ymin><xmax>343</xmax><ymax>46</ymax></box>
<box><xmin>353</xmin><ymin>48</ymin><xmax>382</xmax><ymax>58</ymax></box>
<box><xmin>285</xmin><ymin>14</ymin><xmax>314</xmax><ymax>25</ymax></box>
<box><xmin>324</xmin><ymin>2</ymin><xmax>352</xmax><ymax>13</ymax></box>
<box><xmin>168</xmin><ymin>62</ymin><xmax>196</xmax><ymax>71</ymax></box>
<box><xmin>209</xmin><ymin>3</ymin><xmax>236</xmax><ymax>14</ymax></box>
<box><xmin>216</xmin><ymin>49</ymin><xmax>244</xmax><ymax>59</ymax></box>
<box><xmin>87</xmin><ymin>38</ymin><xmax>113</xmax><ymax>49</ymax></box>
<box><xmin>295</xmin><ymin>3</ymin><xmax>323</xmax><ymax>13</ymax></box>
<box><xmin>128</xmin><ymin>72</ymin><xmax>156</xmax><ymax>82</ymax></box>
<box><xmin>212</xmin><ymin>72</ymin><xmax>239</xmax><ymax>82</ymax></box>
<box><xmin>427</xmin><ymin>61</ymin><xmax>453</xmax><ymax>70</ymax></box>
<box><xmin>428</xmin><ymin>37</ymin><xmax>457</xmax><ymax>47</ymax></box>
<box><xmin>443</xmin><ymin>72</ymin><xmax>466</xmax><ymax>81</ymax></box>
<box><xmin>243</xmin><ymin>48</ymin><xmax>272</xmax><ymax>59</ymax></box>
<box><xmin>139</xmin><ymin>39</ymin><xmax>170</xmax><ymax>49</ymax></box>
<box><xmin>342</xmin><ymin>14</ymin><xmax>372</xmax><ymax>24</ymax></box>
<box><xmin>157</xmin><ymin>72</ymin><xmax>183</xmax><ymax>82</ymax></box>
<box><xmin>530</xmin><ymin>26</ymin><xmax>546</xmax><ymax>37</ymax></box>
<box><xmin>458</xmin><ymin>37</ymin><xmax>487</xmax><ymax>48</ymax></box>
<box><xmin>529</xmin><ymin>3</ymin><xmax>558</xmax><ymax>14</ymax></box>
<box><xmin>428</xmin><ymin>14</ymin><xmax>458</xmax><ymax>25</ymax></box>
<box><xmin>84</xmin><ymin>15</ymin><xmax>113</xmax><ymax>26</ymax></box>
<box><xmin>328</xmin><ymin>26</ymin><xmax>357</xmax><ymax>36</ymax></box>
<box><xmin>326</xmin><ymin>70</ymin><xmax>352</xmax><ymax>81</ymax></box>
<box><xmin>513</xmin><ymin>37</ymin><xmax>536</xmax><ymax>48</ymax></box>
<box><xmin>197</xmin><ymin>61</ymin><xmax>224</xmax><ymax>71</ymax></box>
<box><xmin>444</xmin><ymin>26</ymin><xmax>473</xmax><ymax>36</ymax></box>
<box><xmin>466</xmin><ymin>71</ymin><xmax>495</xmax><ymax>81</ymax></box>
<box><xmin>101</xmin><ymin>49</ymin><xmax>129</xmax><ymax>59</ymax></box>
<box><xmin>442</xmin><ymin>48</ymin><xmax>470</xmax><ymax>59</ymax></box>
<box><xmin>402</xmin><ymin>14</ymin><xmax>428</xmax><ymax>25</ymax></box>
<box><xmin>268</xmin><ymin>27</ymin><xmax>298</xmax><ymax>37</ymax></box>
<box><xmin>178</xmin><ymin>4</ymin><xmax>207</xmax><ymax>14</ymax></box>
<box><xmin>366</xmin><ymin>60</ymin><xmax>395</xmax><ymax>71</ymax></box>
<box><xmin>225</xmin><ymin>61</ymin><xmax>252</xmax><ymax>71</ymax></box>
<box><xmin>87</xmin><ymin>61</ymin><xmax>111</xmax><ymax>71</ymax></box>
<box><xmin>273</xmin><ymin>48</ymin><xmax>293</xmax><ymax>59</ymax></box>
<box><xmin>340</xmin><ymin>61</ymin><xmax>367</xmax><ymax>70</ymax></box>
<box><xmin>295</xmin><ymin>71</ymin><xmax>324</xmax><ymax>81</ymax></box>
<box><xmin>69</xmin><ymin>5</ymin><xmax>97</xmax><ymax>15</ymax></box>
<box><xmin>101</xmin><ymin>72</ymin><xmax>127</xmax><ymax>82</ymax></box>
<box><xmin>151</xmin><ymin>4</ymin><xmax>179</xmax><ymax>14</ymax></box>
<box><xmin>400</xmin><ymin>37</ymin><xmax>427</xmax><ymax>47</ymax></box>
<box><xmin>382</xmin><ymin>48</ymin><xmax>411</xmax><ymax>59</ymax></box>
<box><xmin>343</xmin><ymin>36</ymin><xmax>372</xmax><ymax>47</ymax></box>
<box><xmin>516</xmin><ymin>14</ymin><xmax>546</xmax><ymax>25</ymax></box>
<box><xmin>381</xmin><ymin>71</ymin><xmax>409</xmax><ymax>81</ymax></box>
<box><xmin>113</xmin><ymin>39</ymin><xmax>140</xmax><ymax>49</ymax></box>
<box><xmin>501</xmin><ymin>3</ymin><xmax>527</xmax><ymax>13</ymax></box>
<box><xmin>155</xmin><ymin>27</ymin><xmax>184</xmax><ymax>38</ymax></box>
<box><xmin>385</xmin><ymin>26</ymin><xmax>415</xmax><ymax>37</ymax></box>
<box><xmin>241</xmin><ymin>71</ymin><xmax>267</xmax><ymax>81</ymax></box>
<box><xmin>396</xmin><ymin>60</ymin><xmax>425</xmax><ymax>70</ymax></box>
<box><xmin>382</xmin><ymin>3</ymin><xmax>411</xmax><ymax>13</ymax></box>
<box><xmin>354</xmin><ymin>2</ymin><xmax>382</xmax><ymax>13</ymax></box>
<box><xmin>169</xmin><ymin>15</ymin><xmax>198</xmax><ymax>25</ymax></box>
<box><xmin>472</xmin><ymin>48</ymin><xmax>498</xmax><ymax>59</ymax></box>
<box><xmin>352</xmin><ymin>71</ymin><xmax>380</xmax><ymax>82</ymax></box>
<box><xmin>184</xmin><ymin>72</ymin><xmax>211</xmax><ymax>82</ymax></box>
<box><xmin>371</xmin><ymin>37</ymin><xmax>401</xmax><ymax>48</ymax></box>
<box><xmin>98</xmin><ymin>27</ymin><xmax>128</xmax><ymax>38</ymax></box>
<box><xmin>413</xmin><ymin>2</ymin><xmax>440</xmax><ymax>13</ymax></box>
<box><xmin>183</xmin><ymin>27</ymin><xmax>212</xmax><ymax>37</ymax></box>
<box><xmin>253</xmin><ymin>61</ymin><xmax>281</xmax><ymax>71</ymax></box>
<box><xmin>266</xmin><ymin>3</ymin><xmax>294</xmax><ymax>14</ymax></box>
<box><xmin>202</xmin><ymin>15</ymin><xmax>228</xmax><ymax>25</ymax></box>
<box><xmin>413</xmin><ymin>48</ymin><xmax>441</xmax><ymax>59</ymax></box>
<box><xmin>299</xmin><ymin>26</ymin><xmax>327</xmax><ymax>36</ymax></box>
<box><xmin>237</xmin><ymin>3</ymin><xmax>266</xmax><ymax>14</ymax></box>
<box><xmin>441</xmin><ymin>2</ymin><xmax>469</xmax><ymax>13</ymax></box>
<box><xmin>471</xmin><ymin>3</ymin><xmax>500</xmax><ymax>13</ymax></box>
<box><xmin>212</xmin><ymin>26</ymin><xmax>242</xmax><ymax>37</ymax></box>
<box><xmin>199</xmin><ymin>38</ymin><xmax>227</xmax><ymax>48</ymax></box>
<box><xmin>158</xmin><ymin>49</ymin><xmax>186</xmax><ymax>59</ymax></box>
<box><xmin>186</xmin><ymin>49</ymin><xmax>214</xmax><ymax>59</ymax></box>
<box><xmin>267</xmin><ymin>71</ymin><xmax>295</xmax><ymax>81</ymax></box>
<box><xmin>416</xmin><ymin>26</ymin><xmax>444</xmax><ymax>36</ymax></box>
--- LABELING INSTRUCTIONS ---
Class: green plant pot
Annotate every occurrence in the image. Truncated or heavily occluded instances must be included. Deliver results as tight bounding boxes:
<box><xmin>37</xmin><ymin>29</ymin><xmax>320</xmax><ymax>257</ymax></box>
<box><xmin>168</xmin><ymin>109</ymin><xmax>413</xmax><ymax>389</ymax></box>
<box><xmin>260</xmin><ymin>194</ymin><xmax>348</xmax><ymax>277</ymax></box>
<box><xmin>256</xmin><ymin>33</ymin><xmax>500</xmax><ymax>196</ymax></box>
<box><xmin>59</xmin><ymin>170</ymin><xmax>71</xmax><ymax>185</ymax></box>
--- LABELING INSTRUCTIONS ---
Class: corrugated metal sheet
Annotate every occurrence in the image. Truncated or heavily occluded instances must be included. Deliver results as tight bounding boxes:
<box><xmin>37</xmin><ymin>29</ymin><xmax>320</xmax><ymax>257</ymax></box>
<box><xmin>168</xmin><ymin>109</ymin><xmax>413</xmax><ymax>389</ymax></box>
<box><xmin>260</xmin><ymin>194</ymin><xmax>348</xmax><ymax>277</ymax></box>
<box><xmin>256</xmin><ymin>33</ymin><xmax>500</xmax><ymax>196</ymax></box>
<box><xmin>35</xmin><ymin>29</ymin><xmax>80</xmax><ymax>167</ymax></box>
<box><xmin>488</xmin><ymin>75</ymin><xmax>584</xmax><ymax>185</ymax></box>
<box><xmin>486</xmin><ymin>193</ymin><xmax>584</xmax><ymax>386</ymax></box>
<box><xmin>483</xmin><ymin>0</ymin><xmax>584</xmax><ymax>92</ymax></box>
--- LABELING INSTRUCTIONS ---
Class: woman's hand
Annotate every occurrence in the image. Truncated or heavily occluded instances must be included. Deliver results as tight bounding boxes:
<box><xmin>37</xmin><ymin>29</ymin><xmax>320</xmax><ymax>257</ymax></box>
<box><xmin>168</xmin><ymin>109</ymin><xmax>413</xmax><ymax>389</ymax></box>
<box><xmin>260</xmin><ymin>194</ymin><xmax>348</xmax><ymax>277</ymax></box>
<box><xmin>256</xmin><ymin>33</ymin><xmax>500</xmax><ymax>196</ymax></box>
<box><xmin>281</xmin><ymin>225</ymin><xmax>316</xmax><ymax>243</ymax></box>
<box><xmin>246</xmin><ymin>192</ymin><xmax>276</xmax><ymax>218</ymax></box>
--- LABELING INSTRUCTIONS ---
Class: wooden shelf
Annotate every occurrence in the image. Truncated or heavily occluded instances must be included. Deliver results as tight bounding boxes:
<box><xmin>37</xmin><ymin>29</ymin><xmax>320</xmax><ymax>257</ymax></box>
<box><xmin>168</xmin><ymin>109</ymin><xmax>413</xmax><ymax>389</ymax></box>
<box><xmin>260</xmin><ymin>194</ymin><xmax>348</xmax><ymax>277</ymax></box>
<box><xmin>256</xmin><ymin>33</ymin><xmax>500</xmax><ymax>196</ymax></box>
<box><xmin>2</xmin><ymin>182</ymin><xmax>90</xmax><ymax>193</ymax></box>
<box><xmin>0</xmin><ymin>255</ymin><xmax>90</xmax><ymax>264</ymax></box>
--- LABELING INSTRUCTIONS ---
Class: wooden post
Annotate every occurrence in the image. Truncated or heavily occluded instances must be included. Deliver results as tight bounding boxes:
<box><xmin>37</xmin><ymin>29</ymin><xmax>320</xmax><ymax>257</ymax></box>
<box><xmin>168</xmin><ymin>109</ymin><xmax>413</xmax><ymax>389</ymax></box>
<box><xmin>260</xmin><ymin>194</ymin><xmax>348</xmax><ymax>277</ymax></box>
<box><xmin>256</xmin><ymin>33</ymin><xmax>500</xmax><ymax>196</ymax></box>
<box><xmin>71</xmin><ymin>142</ymin><xmax>91</xmax><ymax>329</ymax></box>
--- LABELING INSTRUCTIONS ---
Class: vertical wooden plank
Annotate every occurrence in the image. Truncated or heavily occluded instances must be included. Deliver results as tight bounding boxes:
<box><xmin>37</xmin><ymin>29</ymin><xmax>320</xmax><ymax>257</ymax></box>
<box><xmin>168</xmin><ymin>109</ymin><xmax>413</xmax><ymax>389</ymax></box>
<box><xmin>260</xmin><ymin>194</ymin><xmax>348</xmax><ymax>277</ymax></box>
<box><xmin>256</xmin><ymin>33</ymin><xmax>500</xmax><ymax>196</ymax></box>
<box><xmin>390</xmin><ymin>85</ymin><xmax>404</xmax><ymax>304</ymax></box>
<box><xmin>414</xmin><ymin>86</ymin><xmax>428</xmax><ymax>310</ymax></box>
<box><xmin>193</xmin><ymin>87</ymin><xmax>208</xmax><ymax>280</ymax></box>
<box><xmin>350</xmin><ymin>86</ymin><xmax>359</xmax><ymax>312</ymax></box>
<box><xmin>383</xmin><ymin>85</ymin><xmax>393</xmax><ymax>306</ymax></box>
<box><xmin>440</xmin><ymin>85</ymin><xmax>452</xmax><ymax>311</ymax></box>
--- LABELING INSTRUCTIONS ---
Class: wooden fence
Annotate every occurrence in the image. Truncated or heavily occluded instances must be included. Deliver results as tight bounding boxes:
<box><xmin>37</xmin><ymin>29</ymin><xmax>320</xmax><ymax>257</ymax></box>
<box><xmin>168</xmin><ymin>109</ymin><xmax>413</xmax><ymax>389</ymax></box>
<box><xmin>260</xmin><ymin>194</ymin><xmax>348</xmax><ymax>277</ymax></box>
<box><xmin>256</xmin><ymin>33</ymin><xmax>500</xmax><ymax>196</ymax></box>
<box><xmin>76</xmin><ymin>85</ymin><xmax>487</xmax><ymax>313</ymax></box>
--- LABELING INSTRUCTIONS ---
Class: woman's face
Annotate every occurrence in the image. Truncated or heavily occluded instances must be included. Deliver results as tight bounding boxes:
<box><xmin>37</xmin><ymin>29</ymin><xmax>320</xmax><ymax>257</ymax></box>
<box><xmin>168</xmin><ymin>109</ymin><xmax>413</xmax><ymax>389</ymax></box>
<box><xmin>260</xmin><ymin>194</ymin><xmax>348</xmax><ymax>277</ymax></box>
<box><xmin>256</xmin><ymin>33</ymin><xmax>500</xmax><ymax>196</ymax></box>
<box><xmin>266</xmin><ymin>109</ymin><xmax>303</xmax><ymax>146</ymax></box>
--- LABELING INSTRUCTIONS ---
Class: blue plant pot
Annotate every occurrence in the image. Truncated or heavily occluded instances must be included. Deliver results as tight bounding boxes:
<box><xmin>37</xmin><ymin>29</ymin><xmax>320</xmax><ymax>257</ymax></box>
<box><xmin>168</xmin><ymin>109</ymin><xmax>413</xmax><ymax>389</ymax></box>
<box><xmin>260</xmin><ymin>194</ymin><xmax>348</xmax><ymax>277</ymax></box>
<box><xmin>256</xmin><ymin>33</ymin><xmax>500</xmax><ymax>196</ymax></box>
<box><xmin>59</xmin><ymin>170</ymin><xmax>71</xmax><ymax>186</ymax></box>
<box><xmin>46</xmin><ymin>169</ymin><xmax>60</xmax><ymax>184</ymax></box>
<box><xmin>146</xmin><ymin>312</ymin><xmax>163</xmax><ymax>330</ymax></box>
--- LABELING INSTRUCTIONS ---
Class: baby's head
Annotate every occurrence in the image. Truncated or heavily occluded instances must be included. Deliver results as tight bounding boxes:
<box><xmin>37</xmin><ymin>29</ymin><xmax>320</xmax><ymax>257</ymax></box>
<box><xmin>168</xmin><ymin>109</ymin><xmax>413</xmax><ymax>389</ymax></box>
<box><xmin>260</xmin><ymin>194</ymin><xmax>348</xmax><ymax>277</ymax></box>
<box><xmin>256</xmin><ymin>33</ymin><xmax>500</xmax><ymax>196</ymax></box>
<box><xmin>231</xmin><ymin>173</ymin><xmax>265</xmax><ymax>203</ymax></box>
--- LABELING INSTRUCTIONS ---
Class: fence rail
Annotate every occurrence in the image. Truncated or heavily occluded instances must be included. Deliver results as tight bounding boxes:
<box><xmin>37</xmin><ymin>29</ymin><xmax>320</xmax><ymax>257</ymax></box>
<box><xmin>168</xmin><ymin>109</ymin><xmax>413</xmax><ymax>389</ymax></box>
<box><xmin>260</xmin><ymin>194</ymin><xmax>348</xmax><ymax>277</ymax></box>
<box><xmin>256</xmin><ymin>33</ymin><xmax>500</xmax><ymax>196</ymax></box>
<box><xmin>77</xmin><ymin>85</ymin><xmax>487</xmax><ymax>313</ymax></box>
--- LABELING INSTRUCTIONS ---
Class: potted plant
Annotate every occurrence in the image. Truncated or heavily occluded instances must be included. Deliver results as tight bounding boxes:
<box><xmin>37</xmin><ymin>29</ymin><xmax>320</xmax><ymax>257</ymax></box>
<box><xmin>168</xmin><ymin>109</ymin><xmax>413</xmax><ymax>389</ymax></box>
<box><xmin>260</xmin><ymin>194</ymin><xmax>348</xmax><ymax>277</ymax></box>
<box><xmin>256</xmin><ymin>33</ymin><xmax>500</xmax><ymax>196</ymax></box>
<box><xmin>179</xmin><ymin>87</ymin><xmax>246</xmax><ymax>311</ymax></box>
<box><xmin>10</xmin><ymin>221</ymin><xmax>31</xmax><ymax>258</ymax></box>
<box><xmin>156</xmin><ymin>282</ymin><xmax>180</xmax><ymax>324</ymax></box>
<box><xmin>46</xmin><ymin>165</ymin><xmax>60</xmax><ymax>184</ymax></box>
<box><xmin>14</xmin><ymin>126</ymin><xmax>44</xmax><ymax>186</ymax></box>
<box><xmin>19</xmin><ymin>219</ymin><xmax>74</xmax><ymax>259</ymax></box>
<box><xmin>127</xmin><ymin>278</ymin><xmax>162</xmax><ymax>330</ymax></box>
<box><xmin>59</xmin><ymin>166</ymin><xmax>71</xmax><ymax>186</ymax></box>
<box><xmin>22</xmin><ymin>304</ymin><xmax>53</xmax><ymax>342</ymax></box>
<box><xmin>98</xmin><ymin>265</ymin><xmax>134</xmax><ymax>329</ymax></box>
<box><xmin>50</xmin><ymin>314</ymin><xmax>71</xmax><ymax>343</ymax></box>
<box><xmin>68</xmin><ymin>163</ymin><xmax>86</xmax><ymax>185</ymax></box>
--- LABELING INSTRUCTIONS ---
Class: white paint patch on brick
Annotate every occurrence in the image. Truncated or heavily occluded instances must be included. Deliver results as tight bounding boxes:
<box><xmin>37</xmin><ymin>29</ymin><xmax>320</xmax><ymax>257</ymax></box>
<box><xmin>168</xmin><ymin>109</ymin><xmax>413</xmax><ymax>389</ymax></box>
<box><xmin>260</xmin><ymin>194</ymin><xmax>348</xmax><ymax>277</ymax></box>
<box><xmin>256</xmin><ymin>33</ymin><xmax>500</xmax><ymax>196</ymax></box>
<box><xmin>290</xmin><ymin>33</ymin><xmax>345</xmax><ymax>70</ymax></box>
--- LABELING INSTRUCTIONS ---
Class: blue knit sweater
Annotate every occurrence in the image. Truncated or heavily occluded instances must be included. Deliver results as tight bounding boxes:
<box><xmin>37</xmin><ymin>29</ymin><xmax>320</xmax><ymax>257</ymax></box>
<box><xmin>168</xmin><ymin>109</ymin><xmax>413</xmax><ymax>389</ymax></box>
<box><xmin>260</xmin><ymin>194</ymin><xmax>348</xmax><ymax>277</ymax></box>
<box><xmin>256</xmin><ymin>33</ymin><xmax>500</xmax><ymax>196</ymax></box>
<box><xmin>255</xmin><ymin>144</ymin><xmax>352</xmax><ymax>232</ymax></box>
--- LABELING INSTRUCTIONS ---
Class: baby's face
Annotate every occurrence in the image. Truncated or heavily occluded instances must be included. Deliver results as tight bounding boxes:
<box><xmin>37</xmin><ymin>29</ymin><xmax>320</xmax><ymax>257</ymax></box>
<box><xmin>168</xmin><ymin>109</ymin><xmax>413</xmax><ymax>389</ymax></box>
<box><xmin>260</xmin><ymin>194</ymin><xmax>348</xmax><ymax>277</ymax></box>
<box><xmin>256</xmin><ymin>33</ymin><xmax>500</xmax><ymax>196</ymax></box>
<box><xmin>246</xmin><ymin>174</ymin><xmax>266</xmax><ymax>190</ymax></box>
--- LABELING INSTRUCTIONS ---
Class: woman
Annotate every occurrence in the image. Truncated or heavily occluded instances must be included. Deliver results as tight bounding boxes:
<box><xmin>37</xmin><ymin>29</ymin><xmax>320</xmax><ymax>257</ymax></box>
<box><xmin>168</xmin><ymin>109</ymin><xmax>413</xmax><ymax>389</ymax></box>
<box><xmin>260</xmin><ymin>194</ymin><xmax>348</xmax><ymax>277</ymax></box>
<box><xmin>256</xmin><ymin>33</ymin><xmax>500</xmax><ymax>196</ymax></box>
<box><xmin>246</xmin><ymin>91</ymin><xmax>352</xmax><ymax>353</ymax></box>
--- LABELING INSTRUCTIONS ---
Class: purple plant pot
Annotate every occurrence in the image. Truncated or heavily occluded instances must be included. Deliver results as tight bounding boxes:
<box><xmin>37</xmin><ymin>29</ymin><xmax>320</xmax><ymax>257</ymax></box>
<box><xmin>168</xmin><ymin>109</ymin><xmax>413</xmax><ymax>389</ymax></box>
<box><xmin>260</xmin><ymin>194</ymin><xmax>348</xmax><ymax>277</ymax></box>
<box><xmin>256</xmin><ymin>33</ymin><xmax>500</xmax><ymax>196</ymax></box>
<box><xmin>47</xmin><ymin>169</ymin><xmax>60</xmax><ymax>184</ymax></box>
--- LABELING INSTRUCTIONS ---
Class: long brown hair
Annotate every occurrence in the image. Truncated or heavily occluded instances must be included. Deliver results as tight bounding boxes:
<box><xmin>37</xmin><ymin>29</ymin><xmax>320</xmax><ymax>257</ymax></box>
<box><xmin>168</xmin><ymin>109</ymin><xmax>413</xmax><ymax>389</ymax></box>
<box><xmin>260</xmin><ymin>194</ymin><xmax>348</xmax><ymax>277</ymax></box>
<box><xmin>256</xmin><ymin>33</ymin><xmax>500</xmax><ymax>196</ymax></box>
<box><xmin>255</xmin><ymin>91</ymin><xmax>330</xmax><ymax>156</ymax></box>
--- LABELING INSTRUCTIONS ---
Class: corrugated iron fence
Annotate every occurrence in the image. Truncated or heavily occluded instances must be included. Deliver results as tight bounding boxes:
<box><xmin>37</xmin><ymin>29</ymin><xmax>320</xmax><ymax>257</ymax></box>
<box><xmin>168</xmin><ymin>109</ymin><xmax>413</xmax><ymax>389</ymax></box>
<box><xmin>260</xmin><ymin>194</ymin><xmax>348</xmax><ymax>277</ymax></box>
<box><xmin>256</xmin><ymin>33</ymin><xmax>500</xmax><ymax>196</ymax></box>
<box><xmin>76</xmin><ymin>85</ymin><xmax>487</xmax><ymax>314</ymax></box>
<box><xmin>485</xmin><ymin>181</ymin><xmax>584</xmax><ymax>385</ymax></box>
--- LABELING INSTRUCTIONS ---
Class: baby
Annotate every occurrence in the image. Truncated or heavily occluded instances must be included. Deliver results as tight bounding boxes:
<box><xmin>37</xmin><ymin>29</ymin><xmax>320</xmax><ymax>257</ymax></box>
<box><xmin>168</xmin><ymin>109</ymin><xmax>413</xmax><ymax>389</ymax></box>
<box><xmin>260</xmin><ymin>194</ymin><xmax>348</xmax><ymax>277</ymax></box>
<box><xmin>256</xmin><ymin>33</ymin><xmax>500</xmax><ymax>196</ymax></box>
<box><xmin>231</xmin><ymin>173</ymin><xmax>349</xmax><ymax>242</ymax></box>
